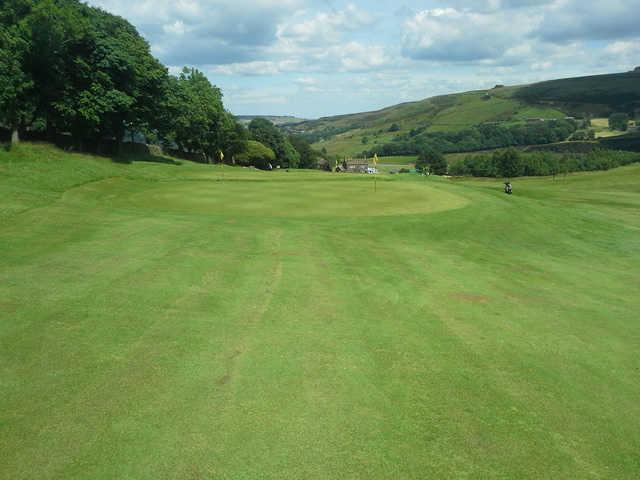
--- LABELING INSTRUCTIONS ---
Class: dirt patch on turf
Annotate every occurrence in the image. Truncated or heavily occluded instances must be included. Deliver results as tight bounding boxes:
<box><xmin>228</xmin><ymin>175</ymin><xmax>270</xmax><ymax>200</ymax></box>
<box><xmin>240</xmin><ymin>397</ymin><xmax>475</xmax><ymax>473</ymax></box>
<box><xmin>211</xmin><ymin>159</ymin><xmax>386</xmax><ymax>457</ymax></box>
<box><xmin>216</xmin><ymin>374</ymin><xmax>231</xmax><ymax>386</ymax></box>
<box><xmin>450</xmin><ymin>292</ymin><xmax>489</xmax><ymax>303</ymax></box>
<box><xmin>228</xmin><ymin>349</ymin><xmax>242</xmax><ymax>360</ymax></box>
<box><xmin>0</xmin><ymin>301</ymin><xmax>18</xmax><ymax>313</ymax></box>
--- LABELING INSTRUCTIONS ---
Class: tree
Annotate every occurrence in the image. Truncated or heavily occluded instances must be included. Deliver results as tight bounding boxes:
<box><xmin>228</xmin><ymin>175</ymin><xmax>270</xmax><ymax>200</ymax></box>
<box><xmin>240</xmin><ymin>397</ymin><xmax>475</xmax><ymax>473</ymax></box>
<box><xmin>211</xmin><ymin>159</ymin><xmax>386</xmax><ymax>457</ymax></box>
<box><xmin>159</xmin><ymin>68</ymin><xmax>230</xmax><ymax>162</ymax></box>
<box><xmin>495</xmin><ymin>148</ymin><xmax>522</xmax><ymax>179</ymax></box>
<box><xmin>22</xmin><ymin>0</ymin><xmax>91</xmax><ymax>142</ymax></box>
<box><xmin>289</xmin><ymin>135</ymin><xmax>319</xmax><ymax>169</ymax></box>
<box><xmin>2</xmin><ymin>0</ymin><xmax>169</xmax><ymax>151</ymax></box>
<box><xmin>388</xmin><ymin>123</ymin><xmax>400</xmax><ymax>132</ymax></box>
<box><xmin>416</xmin><ymin>147</ymin><xmax>447</xmax><ymax>175</ymax></box>
<box><xmin>281</xmin><ymin>140</ymin><xmax>300</xmax><ymax>168</ymax></box>
<box><xmin>0</xmin><ymin>0</ymin><xmax>238</xmax><ymax>157</ymax></box>
<box><xmin>248</xmin><ymin>118</ymin><xmax>299</xmax><ymax>167</ymax></box>
<box><xmin>86</xmin><ymin>8</ymin><xmax>168</xmax><ymax>151</ymax></box>
<box><xmin>221</xmin><ymin>120</ymin><xmax>249</xmax><ymax>164</ymax></box>
<box><xmin>235</xmin><ymin>140</ymin><xmax>275</xmax><ymax>169</ymax></box>
<box><xmin>609</xmin><ymin>113</ymin><xmax>629</xmax><ymax>132</ymax></box>
<box><xmin>0</xmin><ymin>25</ymin><xmax>34</xmax><ymax>144</ymax></box>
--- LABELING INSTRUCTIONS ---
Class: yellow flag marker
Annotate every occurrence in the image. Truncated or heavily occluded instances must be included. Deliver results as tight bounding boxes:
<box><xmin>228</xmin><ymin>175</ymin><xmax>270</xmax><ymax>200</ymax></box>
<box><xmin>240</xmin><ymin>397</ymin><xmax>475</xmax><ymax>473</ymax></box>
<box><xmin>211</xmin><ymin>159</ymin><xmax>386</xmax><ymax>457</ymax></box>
<box><xmin>373</xmin><ymin>153</ymin><xmax>378</xmax><ymax>192</ymax></box>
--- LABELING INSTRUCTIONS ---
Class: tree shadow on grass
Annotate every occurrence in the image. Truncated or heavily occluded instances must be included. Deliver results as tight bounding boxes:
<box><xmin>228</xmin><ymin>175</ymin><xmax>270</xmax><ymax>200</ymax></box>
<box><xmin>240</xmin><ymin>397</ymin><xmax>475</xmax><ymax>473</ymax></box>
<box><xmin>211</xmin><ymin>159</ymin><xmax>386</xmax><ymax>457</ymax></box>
<box><xmin>112</xmin><ymin>152</ymin><xmax>182</xmax><ymax>165</ymax></box>
<box><xmin>112</xmin><ymin>143</ymin><xmax>182</xmax><ymax>165</ymax></box>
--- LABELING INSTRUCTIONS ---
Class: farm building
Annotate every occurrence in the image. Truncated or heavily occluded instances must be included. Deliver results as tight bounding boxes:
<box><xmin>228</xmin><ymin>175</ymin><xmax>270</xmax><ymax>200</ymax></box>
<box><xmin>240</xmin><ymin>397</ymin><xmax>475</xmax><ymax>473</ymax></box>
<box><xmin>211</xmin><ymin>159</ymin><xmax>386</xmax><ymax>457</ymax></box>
<box><xmin>339</xmin><ymin>158</ymin><xmax>370</xmax><ymax>173</ymax></box>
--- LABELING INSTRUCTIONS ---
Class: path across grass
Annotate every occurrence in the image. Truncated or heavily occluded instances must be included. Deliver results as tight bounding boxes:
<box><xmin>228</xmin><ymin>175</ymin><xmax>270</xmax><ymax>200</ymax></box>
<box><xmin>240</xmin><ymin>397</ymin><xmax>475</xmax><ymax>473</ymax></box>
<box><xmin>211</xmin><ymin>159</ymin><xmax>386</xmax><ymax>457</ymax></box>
<box><xmin>1</xmin><ymin>144</ymin><xmax>639</xmax><ymax>478</ymax></box>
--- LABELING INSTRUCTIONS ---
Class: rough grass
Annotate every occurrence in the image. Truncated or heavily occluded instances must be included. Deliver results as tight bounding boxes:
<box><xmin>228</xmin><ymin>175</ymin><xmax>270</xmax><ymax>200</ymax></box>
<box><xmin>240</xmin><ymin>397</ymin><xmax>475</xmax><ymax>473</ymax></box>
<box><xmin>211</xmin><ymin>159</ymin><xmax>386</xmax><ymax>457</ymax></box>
<box><xmin>2</xmin><ymin>143</ymin><xmax>640</xmax><ymax>479</ymax></box>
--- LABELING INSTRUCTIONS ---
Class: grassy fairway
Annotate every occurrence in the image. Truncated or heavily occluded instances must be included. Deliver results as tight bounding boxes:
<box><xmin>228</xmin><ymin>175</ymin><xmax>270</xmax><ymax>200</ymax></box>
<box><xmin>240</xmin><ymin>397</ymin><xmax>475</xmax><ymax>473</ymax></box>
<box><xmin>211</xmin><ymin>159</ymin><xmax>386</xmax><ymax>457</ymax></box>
<box><xmin>1</xmin><ymin>144</ymin><xmax>639</xmax><ymax>479</ymax></box>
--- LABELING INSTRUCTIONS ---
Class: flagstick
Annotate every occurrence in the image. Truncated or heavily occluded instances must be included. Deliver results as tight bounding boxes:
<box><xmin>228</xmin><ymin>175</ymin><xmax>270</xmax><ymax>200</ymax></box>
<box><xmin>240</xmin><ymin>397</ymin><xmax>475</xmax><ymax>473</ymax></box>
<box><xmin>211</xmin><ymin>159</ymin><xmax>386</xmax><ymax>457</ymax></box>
<box><xmin>373</xmin><ymin>153</ymin><xmax>378</xmax><ymax>193</ymax></box>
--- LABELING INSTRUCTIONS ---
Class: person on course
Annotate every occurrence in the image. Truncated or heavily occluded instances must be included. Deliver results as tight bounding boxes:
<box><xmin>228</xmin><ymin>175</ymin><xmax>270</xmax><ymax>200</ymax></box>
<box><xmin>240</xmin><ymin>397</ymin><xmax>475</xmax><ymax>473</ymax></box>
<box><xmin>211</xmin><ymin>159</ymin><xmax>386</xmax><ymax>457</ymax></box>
<box><xmin>504</xmin><ymin>182</ymin><xmax>513</xmax><ymax>195</ymax></box>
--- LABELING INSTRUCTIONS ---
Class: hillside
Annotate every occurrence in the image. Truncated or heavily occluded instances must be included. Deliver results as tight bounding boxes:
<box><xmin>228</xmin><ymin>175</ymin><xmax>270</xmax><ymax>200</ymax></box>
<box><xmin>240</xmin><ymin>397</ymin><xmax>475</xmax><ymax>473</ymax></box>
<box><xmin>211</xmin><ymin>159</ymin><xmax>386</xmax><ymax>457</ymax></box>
<box><xmin>236</xmin><ymin>115</ymin><xmax>308</xmax><ymax>126</ymax></box>
<box><xmin>293</xmin><ymin>70</ymin><xmax>640</xmax><ymax>157</ymax></box>
<box><xmin>515</xmin><ymin>70</ymin><xmax>640</xmax><ymax>116</ymax></box>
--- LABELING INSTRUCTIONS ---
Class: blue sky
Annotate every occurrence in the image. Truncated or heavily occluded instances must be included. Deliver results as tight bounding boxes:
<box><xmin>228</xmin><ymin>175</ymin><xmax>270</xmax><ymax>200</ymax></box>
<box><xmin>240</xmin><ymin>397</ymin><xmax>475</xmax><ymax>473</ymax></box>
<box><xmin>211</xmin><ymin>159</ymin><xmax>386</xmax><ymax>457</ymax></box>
<box><xmin>88</xmin><ymin>0</ymin><xmax>640</xmax><ymax>118</ymax></box>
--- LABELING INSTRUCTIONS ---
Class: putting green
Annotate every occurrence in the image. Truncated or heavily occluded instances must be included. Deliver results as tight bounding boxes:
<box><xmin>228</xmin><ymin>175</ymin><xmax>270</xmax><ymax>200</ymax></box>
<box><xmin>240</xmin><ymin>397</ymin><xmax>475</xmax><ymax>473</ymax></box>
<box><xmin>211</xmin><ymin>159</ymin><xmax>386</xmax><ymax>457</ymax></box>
<box><xmin>1</xmin><ymin>144</ymin><xmax>639</xmax><ymax>479</ymax></box>
<box><xmin>62</xmin><ymin>176</ymin><xmax>469</xmax><ymax>217</ymax></box>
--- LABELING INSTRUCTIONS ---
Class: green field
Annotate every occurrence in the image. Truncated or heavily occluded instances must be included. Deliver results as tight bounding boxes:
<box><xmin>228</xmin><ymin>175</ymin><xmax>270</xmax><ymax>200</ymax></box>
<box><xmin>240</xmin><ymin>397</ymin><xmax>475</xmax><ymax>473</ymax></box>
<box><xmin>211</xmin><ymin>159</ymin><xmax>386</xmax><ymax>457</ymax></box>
<box><xmin>591</xmin><ymin>117</ymin><xmax>629</xmax><ymax>138</ymax></box>
<box><xmin>2</xmin><ymin>144</ymin><xmax>640</xmax><ymax>478</ymax></box>
<box><xmin>377</xmin><ymin>155</ymin><xmax>417</xmax><ymax>165</ymax></box>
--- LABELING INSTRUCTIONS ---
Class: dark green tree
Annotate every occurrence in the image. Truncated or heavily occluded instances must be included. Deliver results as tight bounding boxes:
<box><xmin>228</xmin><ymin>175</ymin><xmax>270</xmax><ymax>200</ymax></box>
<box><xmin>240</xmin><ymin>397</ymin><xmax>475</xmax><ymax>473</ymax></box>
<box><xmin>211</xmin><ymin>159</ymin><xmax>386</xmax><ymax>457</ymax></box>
<box><xmin>609</xmin><ymin>113</ymin><xmax>629</xmax><ymax>131</ymax></box>
<box><xmin>416</xmin><ymin>147</ymin><xmax>447</xmax><ymax>175</ymax></box>
<box><xmin>0</xmin><ymin>0</ymin><xmax>242</xmax><ymax>157</ymax></box>
<box><xmin>289</xmin><ymin>135</ymin><xmax>319</xmax><ymax>169</ymax></box>
<box><xmin>22</xmin><ymin>0</ymin><xmax>91</xmax><ymax>141</ymax></box>
<box><xmin>235</xmin><ymin>140</ymin><xmax>275</xmax><ymax>169</ymax></box>
<box><xmin>221</xmin><ymin>121</ymin><xmax>249</xmax><ymax>164</ymax></box>
<box><xmin>0</xmin><ymin>24</ymin><xmax>34</xmax><ymax>144</ymax></box>
<box><xmin>248</xmin><ymin>118</ymin><xmax>299</xmax><ymax>167</ymax></box>
<box><xmin>495</xmin><ymin>148</ymin><xmax>523</xmax><ymax>179</ymax></box>
<box><xmin>159</xmin><ymin>68</ymin><xmax>230</xmax><ymax>162</ymax></box>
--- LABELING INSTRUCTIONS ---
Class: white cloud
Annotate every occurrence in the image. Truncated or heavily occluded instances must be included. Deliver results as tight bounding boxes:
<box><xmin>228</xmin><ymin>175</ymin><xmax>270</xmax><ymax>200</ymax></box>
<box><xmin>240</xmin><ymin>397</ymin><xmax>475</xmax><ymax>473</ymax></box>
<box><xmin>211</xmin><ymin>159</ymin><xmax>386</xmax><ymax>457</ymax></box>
<box><xmin>334</xmin><ymin>42</ymin><xmax>390</xmax><ymax>72</ymax></box>
<box><xmin>277</xmin><ymin>3</ymin><xmax>375</xmax><ymax>45</ymax></box>
<box><xmin>402</xmin><ymin>8</ymin><xmax>537</xmax><ymax>62</ymax></box>
<box><xmin>605</xmin><ymin>41</ymin><xmax>640</xmax><ymax>55</ymax></box>
<box><xmin>210</xmin><ymin>60</ymin><xmax>300</xmax><ymax>76</ymax></box>
<box><xmin>535</xmin><ymin>0</ymin><xmax>640</xmax><ymax>43</ymax></box>
<box><xmin>163</xmin><ymin>20</ymin><xmax>188</xmax><ymax>36</ymax></box>
<box><xmin>88</xmin><ymin>0</ymin><xmax>302</xmax><ymax>65</ymax></box>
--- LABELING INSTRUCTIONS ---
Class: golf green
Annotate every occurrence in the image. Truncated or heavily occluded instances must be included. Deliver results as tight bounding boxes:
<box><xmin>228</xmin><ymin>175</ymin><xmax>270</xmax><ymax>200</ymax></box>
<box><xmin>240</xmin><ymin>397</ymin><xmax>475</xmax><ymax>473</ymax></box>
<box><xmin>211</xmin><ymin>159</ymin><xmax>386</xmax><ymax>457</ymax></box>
<box><xmin>1</xmin><ymin>144</ymin><xmax>639</xmax><ymax>478</ymax></box>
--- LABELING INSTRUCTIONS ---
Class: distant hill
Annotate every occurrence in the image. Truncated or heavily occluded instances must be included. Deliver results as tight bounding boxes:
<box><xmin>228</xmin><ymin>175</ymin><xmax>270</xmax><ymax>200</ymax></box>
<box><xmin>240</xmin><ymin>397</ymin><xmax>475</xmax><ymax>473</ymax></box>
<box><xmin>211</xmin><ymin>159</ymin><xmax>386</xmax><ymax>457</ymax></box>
<box><xmin>236</xmin><ymin>115</ymin><xmax>307</xmax><ymax>126</ymax></box>
<box><xmin>292</xmin><ymin>70</ymin><xmax>640</xmax><ymax>156</ymax></box>
<box><xmin>514</xmin><ymin>71</ymin><xmax>640</xmax><ymax>116</ymax></box>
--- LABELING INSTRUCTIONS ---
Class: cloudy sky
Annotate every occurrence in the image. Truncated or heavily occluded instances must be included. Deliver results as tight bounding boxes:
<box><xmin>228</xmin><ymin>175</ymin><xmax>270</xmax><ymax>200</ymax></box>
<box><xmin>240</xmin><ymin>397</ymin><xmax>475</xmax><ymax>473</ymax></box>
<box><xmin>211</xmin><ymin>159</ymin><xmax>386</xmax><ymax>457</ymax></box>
<box><xmin>87</xmin><ymin>0</ymin><xmax>640</xmax><ymax>118</ymax></box>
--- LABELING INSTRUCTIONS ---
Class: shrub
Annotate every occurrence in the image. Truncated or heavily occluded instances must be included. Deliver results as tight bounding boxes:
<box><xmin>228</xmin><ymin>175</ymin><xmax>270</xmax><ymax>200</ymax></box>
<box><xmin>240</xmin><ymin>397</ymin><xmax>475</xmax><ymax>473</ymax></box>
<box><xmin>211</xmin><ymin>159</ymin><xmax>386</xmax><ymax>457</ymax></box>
<box><xmin>235</xmin><ymin>140</ymin><xmax>276</xmax><ymax>169</ymax></box>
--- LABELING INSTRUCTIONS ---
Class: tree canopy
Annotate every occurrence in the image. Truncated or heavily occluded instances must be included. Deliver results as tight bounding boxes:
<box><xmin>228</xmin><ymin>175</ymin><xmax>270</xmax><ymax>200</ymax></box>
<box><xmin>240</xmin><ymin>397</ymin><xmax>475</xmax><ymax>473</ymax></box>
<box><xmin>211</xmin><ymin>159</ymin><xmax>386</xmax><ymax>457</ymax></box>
<box><xmin>236</xmin><ymin>140</ymin><xmax>276</xmax><ymax>169</ymax></box>
<box><xmin>609</xmin><ymin>113</ymin><xmax>629</xmax><ymax>132</ymax></box>
<box><xmin>248</xmin><ymin>118</ymin><xmax>300</xmax><ymax>168</ymax></box>
<box><xmin>416</xmin><ymin>147</ymin><xmax>447</xmax><ymax>175</ymax></box>
<box><xmin>0</xmin><ymin>0</ymin><xmax>248</xmax><ymax>161</ymax></box>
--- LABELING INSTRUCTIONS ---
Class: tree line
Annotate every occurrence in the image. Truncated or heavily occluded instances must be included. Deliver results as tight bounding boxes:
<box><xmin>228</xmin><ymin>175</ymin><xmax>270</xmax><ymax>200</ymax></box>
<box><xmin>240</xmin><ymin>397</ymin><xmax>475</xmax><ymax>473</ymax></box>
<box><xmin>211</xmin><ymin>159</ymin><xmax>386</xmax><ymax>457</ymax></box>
<box><xmin>0</xmin><ymin>0</ymin><xmax>319</xmax><ymax>168</ymax></box>
<box><xmin>363</xmin><ymin>120</ymin><xmax>577</xmax><ymax>157</ymax></box>
<box><xmin>449</xmin><ymin>148</ymin><xmax>640</xmax><ymax>178</ymax></box>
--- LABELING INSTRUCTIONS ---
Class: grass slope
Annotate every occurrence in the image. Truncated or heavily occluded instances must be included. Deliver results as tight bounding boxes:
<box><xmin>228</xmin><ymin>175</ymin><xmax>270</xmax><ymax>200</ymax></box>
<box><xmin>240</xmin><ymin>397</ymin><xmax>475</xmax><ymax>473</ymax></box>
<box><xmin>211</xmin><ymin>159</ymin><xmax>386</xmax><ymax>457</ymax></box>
<box><xmin>299</xmin><ymin>71</ymin><xmax>640</xmax><ymax>157</ymax></box>
<box><xmin>1</xmin><ymin>144</ymin><xmax>639</xmax><ymax>479</ymax></box>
